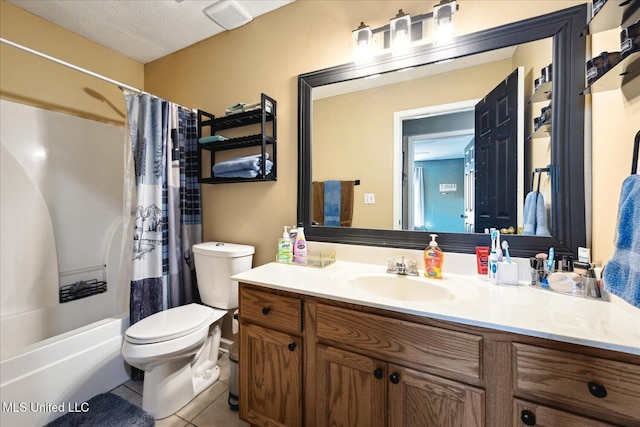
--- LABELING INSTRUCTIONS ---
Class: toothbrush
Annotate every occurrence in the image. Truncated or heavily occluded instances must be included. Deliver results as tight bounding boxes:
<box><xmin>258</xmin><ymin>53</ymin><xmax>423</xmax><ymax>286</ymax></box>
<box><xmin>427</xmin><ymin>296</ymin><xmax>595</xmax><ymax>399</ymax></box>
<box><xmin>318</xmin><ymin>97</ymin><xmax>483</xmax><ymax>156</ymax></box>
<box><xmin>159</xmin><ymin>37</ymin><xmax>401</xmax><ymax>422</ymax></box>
<box><xmin>495</xmin><ymin>230</ymin><xmax>503</xmax><ymax>261</ymax></box>
<box><xmin>502</xmin><ymin>240</ymin><xmax>511</xmax><ymax>264</ymax></box>
<box><xmin>547</xmin><ymin>247</ymin><xmax>555</xmax><ymax>272</ymax></box>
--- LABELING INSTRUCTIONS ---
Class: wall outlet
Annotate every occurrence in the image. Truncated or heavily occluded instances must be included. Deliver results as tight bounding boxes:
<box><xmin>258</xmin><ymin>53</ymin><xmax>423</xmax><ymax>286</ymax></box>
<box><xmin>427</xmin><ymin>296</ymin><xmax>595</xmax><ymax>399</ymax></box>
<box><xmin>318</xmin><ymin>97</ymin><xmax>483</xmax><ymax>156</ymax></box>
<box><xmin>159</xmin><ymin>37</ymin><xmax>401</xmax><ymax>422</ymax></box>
<box><xmin>364</xmin><ymin>193</ymin><xmax>375</xmax><ymax>204</ymax></box>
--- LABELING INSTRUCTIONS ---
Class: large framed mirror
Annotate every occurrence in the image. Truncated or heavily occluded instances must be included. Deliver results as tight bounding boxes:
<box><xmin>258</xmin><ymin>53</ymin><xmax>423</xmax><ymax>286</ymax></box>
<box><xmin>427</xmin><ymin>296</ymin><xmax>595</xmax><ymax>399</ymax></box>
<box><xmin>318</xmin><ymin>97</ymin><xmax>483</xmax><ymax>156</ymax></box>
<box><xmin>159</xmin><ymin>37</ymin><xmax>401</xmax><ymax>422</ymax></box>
<box><xmin>298</xmin><ymin>4</ymin><xmax>587</xmax><ymax>258</ymax></box>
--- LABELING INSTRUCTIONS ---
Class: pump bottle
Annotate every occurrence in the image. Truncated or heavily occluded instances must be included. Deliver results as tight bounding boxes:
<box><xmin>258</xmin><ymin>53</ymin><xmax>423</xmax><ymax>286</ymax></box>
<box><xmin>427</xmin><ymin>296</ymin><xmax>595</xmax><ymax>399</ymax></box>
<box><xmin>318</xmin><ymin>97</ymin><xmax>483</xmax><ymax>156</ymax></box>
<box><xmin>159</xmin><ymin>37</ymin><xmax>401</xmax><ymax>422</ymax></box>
<box><xmin>424</xmin><ymin>234</ymin><xmax>444</xmax><ymax>279</ymax></box>
<box><xmin>277</xmin><ymin>226</ymin><xmax>292</xmax><ymax>263</ymax></box>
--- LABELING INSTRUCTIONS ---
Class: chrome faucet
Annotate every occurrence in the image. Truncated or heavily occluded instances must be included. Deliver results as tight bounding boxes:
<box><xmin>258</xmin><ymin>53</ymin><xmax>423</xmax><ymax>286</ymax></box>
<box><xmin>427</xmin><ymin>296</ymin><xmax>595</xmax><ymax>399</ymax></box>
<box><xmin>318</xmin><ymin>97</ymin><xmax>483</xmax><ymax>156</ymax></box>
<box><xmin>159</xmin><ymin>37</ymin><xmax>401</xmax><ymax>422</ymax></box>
<box><xmin>386</xmin><ymin>256</ymin><xmax>419</xmax><ymax>276</ymax></box>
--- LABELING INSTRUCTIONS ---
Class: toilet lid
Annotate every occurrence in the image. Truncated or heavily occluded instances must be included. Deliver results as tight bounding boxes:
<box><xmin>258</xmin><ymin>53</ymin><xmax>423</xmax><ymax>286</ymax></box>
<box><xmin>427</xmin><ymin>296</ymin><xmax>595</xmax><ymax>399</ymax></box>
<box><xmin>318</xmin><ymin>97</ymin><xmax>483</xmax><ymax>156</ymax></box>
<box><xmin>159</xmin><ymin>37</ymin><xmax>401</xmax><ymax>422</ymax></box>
<box><xmin>125</xmin><ymin>304</ymin><xmax>224</xmax><ymax>344</ymax></box>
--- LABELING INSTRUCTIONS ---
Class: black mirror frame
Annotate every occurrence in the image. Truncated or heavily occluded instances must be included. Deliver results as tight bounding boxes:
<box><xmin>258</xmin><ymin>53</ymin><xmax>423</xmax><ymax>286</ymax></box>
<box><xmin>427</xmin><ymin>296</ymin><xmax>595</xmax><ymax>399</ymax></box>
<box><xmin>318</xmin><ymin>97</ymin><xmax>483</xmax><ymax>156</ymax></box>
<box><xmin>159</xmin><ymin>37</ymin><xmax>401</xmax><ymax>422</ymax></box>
<box><xmin>298</xmin><ymin>5</ymin><xmax>587</xmax><ymax>258</ymax></box>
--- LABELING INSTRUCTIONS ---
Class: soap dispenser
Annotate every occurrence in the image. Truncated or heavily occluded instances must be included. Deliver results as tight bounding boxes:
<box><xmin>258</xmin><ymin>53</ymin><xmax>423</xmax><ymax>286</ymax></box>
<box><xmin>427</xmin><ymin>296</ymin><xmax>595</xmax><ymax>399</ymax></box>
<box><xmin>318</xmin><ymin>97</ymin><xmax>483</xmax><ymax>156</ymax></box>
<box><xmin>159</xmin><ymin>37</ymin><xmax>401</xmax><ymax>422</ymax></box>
<box><xmin>424</xmin><ymin>234</ymin><xmax>444</xmax><ymax>279</ymax></box>
<box><xmin>277</xmin><ymin>226</ymin><xmax>292</xmax><ymax>263</ymax></box>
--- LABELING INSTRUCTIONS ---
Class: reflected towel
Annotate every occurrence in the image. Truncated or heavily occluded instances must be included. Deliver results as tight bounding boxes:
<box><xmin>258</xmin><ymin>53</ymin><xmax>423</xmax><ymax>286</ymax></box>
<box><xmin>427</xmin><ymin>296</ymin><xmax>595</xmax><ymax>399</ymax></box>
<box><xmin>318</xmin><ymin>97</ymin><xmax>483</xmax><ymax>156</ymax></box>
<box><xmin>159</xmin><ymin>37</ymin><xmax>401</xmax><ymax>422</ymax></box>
<box><xmin>212</xmin><ymin>154</ymin><xmax>269</xmax><ymax>175</ymax></box>
<box><xmin>522</xmin><ymin>191</ymin><xmax>550</xmax><ymax>236</ymax></box>
<box><xmin>535</xmin><ymin>191</ymin><xmax>550</xmax><ymax>236</ymax></box>
<box><xmin>312</xmin><ymin>181</ymin><xmax>324</xmax><ymax>225</ymax></box>
<box><xmin>522</xmin><ymin>191</ymin><xmax>538</xmax><ymax>235</ymax></box>
<box><xmin>324</xmin><ymin>180</ymin><xmax>341</xmax><ymax>226</ymax></box>
<box><xmin>603</xmin><ymin>175</ymin><xmax>640</xmax><ymax>308</ymax></box>
<box><xmin>312</xmin><ymin>181</ymin><xmax>355</xmax><ymax>227</ymax></box>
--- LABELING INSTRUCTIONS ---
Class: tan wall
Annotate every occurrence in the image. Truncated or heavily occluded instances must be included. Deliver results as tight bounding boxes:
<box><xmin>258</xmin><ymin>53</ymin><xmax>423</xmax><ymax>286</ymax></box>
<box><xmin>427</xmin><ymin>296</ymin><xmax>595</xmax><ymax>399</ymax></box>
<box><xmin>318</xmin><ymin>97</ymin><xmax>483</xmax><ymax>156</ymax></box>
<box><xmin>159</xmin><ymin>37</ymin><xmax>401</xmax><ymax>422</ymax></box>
<box><xmin>145</xmin><ymin>0</ymin><xmax>593</xmax><ymax>266</ymax></box>
<box><xmin>513</xmin><ymin>38</ymin><xmax>553</xmax><ymax>205</ymax></box>
<box><xmin>590</xmin><ymin>28</ymin><xmax>640</xmax><ymax>265</ymax></box>
<box><xmin>313</xmin><ymin>59</ymin><xmax>513</xmax><ymax>229</ymax></box>
<box><xmin>3</xmin><ymin>0</ymin><xmax>635</xmax><ymax>267</ymax></box>
<box><xmin>0</xmin><ymin>1</ymin><xmax>143</xmax><ymax>126</ymax></box>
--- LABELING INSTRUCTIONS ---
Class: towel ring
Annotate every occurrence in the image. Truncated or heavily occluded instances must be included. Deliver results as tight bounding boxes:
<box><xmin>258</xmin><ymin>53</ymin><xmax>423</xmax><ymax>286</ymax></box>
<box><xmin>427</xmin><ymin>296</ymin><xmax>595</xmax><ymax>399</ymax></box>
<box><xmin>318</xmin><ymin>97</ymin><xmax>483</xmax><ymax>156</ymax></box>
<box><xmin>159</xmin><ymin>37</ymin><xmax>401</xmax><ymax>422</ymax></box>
<box><xmin>531</xmin><ymin>167</ymin><xmax>551</xmax><ymax>193</ymax></box>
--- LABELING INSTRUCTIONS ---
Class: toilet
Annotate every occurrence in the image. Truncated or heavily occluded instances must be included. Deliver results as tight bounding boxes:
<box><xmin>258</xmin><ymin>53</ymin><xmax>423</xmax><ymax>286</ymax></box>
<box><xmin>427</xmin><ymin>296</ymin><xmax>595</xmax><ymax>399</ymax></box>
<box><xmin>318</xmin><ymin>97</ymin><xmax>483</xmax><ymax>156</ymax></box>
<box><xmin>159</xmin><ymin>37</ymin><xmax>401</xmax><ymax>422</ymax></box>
<box><xmin>121</xmin><ymin>242</ymin><xmax>254</xmax><ymax>419</ymax></box>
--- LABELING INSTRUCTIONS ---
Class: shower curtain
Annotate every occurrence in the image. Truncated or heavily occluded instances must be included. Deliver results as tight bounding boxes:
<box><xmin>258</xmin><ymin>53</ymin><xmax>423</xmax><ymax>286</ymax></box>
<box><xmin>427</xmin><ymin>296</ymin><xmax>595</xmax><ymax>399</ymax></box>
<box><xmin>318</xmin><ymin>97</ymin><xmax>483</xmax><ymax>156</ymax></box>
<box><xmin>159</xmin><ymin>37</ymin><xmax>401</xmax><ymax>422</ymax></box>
<box><xmin>124</xmin><ymin>93</ymin><xmax>202</xmax><ymax>328</ymax></box>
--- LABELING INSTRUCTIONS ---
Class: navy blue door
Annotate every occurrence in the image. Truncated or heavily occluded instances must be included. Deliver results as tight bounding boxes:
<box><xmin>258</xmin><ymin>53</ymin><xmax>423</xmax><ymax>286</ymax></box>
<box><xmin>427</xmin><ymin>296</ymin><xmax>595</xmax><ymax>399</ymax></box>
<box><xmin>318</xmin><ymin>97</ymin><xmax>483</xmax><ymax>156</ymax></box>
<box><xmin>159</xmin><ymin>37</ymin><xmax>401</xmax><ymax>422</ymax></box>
<box><xmin>474</xmin><ymin>68</ymin><xmax>520</xmax><ymax>233</ymax></box>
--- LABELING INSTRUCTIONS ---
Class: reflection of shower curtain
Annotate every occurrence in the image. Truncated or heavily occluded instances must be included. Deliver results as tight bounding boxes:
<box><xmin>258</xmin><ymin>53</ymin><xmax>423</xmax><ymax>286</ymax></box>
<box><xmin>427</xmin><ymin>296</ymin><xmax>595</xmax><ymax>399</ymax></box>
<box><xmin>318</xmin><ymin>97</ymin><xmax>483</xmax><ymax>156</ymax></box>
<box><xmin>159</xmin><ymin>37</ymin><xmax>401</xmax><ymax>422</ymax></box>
<box><xmin>124</xmin><ymin>93</ymin><xmax>201</xmax><ymax>327</ymax></box>
<box><xmin>414</xmin><ymin>167</ymin><xmax>425</xmax><ymax>230</ymax></box>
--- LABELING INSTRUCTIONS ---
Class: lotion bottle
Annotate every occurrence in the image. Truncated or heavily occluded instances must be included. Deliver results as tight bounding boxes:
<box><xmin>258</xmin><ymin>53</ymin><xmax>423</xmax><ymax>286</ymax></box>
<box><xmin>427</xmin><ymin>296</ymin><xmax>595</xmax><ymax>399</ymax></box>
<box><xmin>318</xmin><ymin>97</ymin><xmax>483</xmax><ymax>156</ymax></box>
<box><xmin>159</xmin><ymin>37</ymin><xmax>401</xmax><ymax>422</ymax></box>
<box><xmin>424</xmin><ymin>234</ymin><xmax>444</xmax><ymax>279</ymax></box>
<box><xmin>277</xmin><ymin>226</ymin><xmax>292</xmax><ymax>263</ymax></box>
<box><xmin>294</xmin><ymin>226</ymin><xmax>307</xmax><ymax>264</ymax></box>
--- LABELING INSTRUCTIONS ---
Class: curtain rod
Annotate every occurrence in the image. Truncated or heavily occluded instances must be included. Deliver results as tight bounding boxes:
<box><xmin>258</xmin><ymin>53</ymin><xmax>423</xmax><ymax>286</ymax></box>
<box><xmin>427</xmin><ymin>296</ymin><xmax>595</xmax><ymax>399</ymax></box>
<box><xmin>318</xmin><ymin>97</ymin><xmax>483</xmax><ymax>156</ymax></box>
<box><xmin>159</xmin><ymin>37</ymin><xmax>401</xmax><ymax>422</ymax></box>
<box><xmin>0</xmin><ymin>37</ymin><xmax>194</xmax><ymax>110</ymax></box>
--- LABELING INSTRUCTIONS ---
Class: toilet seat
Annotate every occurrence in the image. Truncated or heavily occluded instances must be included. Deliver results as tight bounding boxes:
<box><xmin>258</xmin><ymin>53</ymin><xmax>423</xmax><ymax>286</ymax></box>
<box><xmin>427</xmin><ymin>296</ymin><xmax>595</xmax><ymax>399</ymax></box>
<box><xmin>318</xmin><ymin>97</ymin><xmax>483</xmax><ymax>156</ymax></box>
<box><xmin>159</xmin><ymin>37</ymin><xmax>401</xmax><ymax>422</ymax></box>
<box><xmin>125</xmin><ymin>303</ymin><xmax>225</xmax><ymax>344</ymax></box>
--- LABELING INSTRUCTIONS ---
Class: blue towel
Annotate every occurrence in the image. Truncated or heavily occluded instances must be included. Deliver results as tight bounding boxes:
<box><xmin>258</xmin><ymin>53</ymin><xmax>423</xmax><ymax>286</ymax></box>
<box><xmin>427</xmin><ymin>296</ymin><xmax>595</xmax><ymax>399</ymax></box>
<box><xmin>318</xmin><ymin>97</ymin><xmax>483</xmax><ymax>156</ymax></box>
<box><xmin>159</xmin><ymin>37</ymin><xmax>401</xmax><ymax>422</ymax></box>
<box><xmin>522</xmin><ymin>191</ymin><xmax>537</xmax><ymax>235</ymax></box>
<box><xmin>212</xmin><ymin>154</ymin><xmax>269</xmax><ymax>175</ymax></box>
<box><xmin>535</xmin><ymin>191</ymin><xmax>550</xmax><ymax>236</ymax></box>
<box><xmin>199</xmin><ymin>135</ymin><xmax>227</xmax><ymax>144</ymax></box>
<box><xmin>214</xmin><ymin>160</ymin><xmax>273</xmax><ymax>178</ymax></box>
<box><xmin>603</xmin><ymin>175</ymin><xmax>640</xmax><ymax>308</ymax></box>
<box><xmin>324</xmin><ymin>180</ymin><xmax>341</xmax><ymax>226</ymax></box>
<box><xmin>522</xmin><ymin>191</ymin><xmax>550</xmax><ymax>236</ymax></box>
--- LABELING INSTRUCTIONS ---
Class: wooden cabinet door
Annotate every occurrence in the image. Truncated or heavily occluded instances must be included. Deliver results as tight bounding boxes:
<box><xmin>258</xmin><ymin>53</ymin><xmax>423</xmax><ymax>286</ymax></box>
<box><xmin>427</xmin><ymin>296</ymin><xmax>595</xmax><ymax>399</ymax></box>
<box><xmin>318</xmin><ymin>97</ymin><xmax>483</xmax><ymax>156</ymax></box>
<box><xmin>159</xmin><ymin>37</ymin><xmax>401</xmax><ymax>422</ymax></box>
<box><xmin>316</xmin><ymin>345</ymin><xmax>386</xmax><ymax>427</ymax></box>
<box><xmin>240</xmin><ymin>323</ymin><xmax>302</xmax><ymax>427</ymax></box>
<box><xmin>388</xmin><ymin>364</ymin><xmax>485</xmax><ymax>427</ymax></box>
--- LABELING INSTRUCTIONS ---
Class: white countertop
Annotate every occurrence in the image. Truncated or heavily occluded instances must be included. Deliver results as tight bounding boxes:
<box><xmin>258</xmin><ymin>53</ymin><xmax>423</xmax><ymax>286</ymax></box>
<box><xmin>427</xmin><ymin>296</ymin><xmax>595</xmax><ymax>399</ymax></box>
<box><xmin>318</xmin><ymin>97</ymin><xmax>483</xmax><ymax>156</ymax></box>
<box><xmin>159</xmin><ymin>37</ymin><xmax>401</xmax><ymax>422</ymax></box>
<box><xmin>233</xmin><ymin>259</ymin><xmax>640</xmax><ymax>355</ymax></box>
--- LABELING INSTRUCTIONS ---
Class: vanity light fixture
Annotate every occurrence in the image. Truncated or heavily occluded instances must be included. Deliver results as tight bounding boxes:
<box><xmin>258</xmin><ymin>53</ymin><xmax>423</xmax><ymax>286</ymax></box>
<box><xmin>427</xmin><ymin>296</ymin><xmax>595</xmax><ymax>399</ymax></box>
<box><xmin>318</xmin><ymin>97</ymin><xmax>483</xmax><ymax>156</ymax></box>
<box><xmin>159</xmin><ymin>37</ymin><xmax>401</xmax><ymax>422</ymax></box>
<box><xmin>390</xmin><ymin>9</ymin><xmax>412</xmax><ymax>56</ymax></box>
<box><xmin>351</xmin><ymin>1</ymin><xmax>460</xmax><ymax>62</ymax></box>
<box><xmin>352</xmin><ymin>22</ymin><xmax>373</xmax><ymax>63</ymax></box>
<box><xmin>433</xmin><ymin>0</ymin><xmax>457</xmax><ymax>46</ymax></box>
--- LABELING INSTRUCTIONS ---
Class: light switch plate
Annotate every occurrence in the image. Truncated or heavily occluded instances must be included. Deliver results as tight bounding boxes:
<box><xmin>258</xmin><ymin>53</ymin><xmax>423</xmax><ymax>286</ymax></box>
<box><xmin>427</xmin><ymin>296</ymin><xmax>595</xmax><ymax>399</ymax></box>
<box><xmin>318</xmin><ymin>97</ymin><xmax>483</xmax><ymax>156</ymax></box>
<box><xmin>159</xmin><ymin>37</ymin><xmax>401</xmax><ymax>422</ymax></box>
<box><xmin>364</xmin><ymin>193</ymin><xmax>375</xmax><ymax>204</ymax></box>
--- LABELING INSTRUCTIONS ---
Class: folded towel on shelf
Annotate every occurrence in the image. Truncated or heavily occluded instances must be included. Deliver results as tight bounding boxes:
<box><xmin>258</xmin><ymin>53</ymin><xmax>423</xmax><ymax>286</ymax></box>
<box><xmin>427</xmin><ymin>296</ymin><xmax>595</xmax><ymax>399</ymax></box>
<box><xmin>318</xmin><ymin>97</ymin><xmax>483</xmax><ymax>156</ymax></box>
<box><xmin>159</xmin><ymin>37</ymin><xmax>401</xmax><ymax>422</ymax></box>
<box><xmin>212</xmin><ymin>153</ymin><xmax>269</xmax><ymax>175</ymax></box>
<box><xmin>225</xmin><ymin>103</ymin><xmax>245</xmax><ymax>115</ymax></box>
<box><xmin>215</xmin><ymin>164</ymin><xmax>272</xmax><ymax>178</ymax></box>
<box><xmin>522</xmin><ymin>191</ymin><xmax>550</xmax><ymax>236</ymax></box>
<box><xmin>198</xmin><ymin>135</ymin><xmax>228</xmax><ymax>144</ymax></box>
<box><xmin>603</xmin><ymin>175</ymin><xmax>640</xmax><ymax>308</ymax></box>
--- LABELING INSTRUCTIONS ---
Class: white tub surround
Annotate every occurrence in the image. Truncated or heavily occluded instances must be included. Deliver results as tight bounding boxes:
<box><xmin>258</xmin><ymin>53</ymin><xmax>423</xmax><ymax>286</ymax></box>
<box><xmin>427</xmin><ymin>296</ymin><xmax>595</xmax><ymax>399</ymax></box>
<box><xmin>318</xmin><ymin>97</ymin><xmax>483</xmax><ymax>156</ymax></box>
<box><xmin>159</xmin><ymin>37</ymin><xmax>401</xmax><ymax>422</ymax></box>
<box><xmin>233</xmin><ymin>248</ymin><xmax>640</xmax><ymax>355</ymax></box>
<box><xmin>0</xmin><ymin>314</ymin><xmax>130</xmax><ymax>427</ymax></box>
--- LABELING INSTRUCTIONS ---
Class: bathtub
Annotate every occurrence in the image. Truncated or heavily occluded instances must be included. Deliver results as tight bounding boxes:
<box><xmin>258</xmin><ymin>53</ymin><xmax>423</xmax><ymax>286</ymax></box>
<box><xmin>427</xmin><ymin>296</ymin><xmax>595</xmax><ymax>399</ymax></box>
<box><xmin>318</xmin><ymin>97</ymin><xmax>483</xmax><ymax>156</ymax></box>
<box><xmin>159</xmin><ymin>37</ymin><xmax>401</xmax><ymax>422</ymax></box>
<box><xmin>0</xmin><ymin>314</ymin><xmax>130</xmax><ymax>427</ymax></box>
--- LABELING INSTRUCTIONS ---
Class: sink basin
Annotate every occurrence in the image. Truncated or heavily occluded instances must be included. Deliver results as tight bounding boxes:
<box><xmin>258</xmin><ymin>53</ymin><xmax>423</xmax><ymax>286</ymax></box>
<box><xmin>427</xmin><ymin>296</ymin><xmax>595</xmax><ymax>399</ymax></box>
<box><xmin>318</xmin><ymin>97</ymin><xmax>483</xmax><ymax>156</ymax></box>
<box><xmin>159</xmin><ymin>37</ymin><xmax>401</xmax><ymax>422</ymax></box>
<box><xmin>347</xmin><ymin>274</ymin><xmax>452</xmax><ymax>303</ymax></box>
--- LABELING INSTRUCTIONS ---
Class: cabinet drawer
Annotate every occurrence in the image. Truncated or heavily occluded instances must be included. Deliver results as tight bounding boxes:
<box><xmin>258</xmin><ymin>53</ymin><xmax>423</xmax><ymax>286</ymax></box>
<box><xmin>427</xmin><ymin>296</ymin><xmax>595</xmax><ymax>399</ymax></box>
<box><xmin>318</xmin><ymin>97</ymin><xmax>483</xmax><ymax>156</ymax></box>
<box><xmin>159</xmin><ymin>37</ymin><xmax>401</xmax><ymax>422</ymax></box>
<box><xmin>513</xmin><ymin>343</ymin><xmax>640</xmax><ymax>423</ymax></box>
<box><xmin>316</xmin><ymin>303</ymin><xmax>482</xmax><ymax>381</ymax></box>
<box><xmin>240</xmin><ymin>287</ymin><xmax>302</xmax><ymax>334</ymax></box>
<box><xmin>513</xmin><ymin>398</ymin><xmax>615</xmax><ymax>427</ymax></box>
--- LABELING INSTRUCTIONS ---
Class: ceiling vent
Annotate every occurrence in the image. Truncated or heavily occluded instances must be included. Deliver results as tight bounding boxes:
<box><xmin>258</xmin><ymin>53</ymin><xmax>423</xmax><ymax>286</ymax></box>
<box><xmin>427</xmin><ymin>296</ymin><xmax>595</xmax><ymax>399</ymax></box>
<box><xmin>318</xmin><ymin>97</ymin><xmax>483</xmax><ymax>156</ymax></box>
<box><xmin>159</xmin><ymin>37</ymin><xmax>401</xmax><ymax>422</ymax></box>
<box><xmin>204</xmin><ymin>1</ymin><xmax>253</xmax><ymax>30</ymax></box>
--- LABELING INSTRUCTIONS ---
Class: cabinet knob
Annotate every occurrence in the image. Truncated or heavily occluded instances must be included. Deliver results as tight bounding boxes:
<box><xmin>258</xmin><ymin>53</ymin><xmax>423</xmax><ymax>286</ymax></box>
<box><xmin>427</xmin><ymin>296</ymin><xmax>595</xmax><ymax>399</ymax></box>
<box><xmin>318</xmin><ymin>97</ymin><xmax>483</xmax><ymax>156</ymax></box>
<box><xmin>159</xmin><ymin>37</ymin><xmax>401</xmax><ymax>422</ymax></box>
<box><xmin>287</xmin><ymin>342</ymin><xmax>296</xmax><ymax>352</ymax></box>
<box><xmin>373</xmin><ymin>368</ymin><xmax>383</xmax><ymax>379</ymax></box>
<box><xmin>262</xmin><ymin>307</ymin><xmax>271</xmax><ymax>315</ymax></box>
<box><xmin>588</xmin><ymin>381</ymin><xmax>607</xmax><ymax>398</ymax></box>
<box><xmin>520</xmin><ymin>410</ymin><xmax>536</xmax><ymax>426</ymax></box>
<box><xmin>389</xmin><ymin>372</ymin><xmax>400</xmax><ymax>384</ymax></box>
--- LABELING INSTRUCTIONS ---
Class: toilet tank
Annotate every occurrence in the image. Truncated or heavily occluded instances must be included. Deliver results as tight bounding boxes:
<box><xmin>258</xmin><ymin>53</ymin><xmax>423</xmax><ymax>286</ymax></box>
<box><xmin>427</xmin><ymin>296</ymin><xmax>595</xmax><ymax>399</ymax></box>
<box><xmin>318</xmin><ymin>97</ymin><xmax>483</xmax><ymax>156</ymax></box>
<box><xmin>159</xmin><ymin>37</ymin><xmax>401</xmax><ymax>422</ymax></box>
<box><xmin>192</xmin><ymin>242</ymin><xmax>254</xmax><ymax>309</ymax></box>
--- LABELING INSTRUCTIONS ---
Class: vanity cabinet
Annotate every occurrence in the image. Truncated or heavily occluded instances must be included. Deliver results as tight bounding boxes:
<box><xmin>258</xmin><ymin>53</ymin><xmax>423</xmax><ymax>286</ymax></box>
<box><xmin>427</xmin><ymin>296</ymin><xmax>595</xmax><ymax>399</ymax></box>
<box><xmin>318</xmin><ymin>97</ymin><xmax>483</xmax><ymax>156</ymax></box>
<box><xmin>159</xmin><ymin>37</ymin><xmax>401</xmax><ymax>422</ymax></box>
<box><xmin>316</xmin><ymin>345</ymin><xmax>484</xmax><ymax>427</ymax></box>
<box><xmin>239</xmin><ymin>287</ymin><xmax>302</xmax><ymax>427</ymax></box>
<box><xmin>314</xmin><ymin>302</ymin><xmax>484</xmax><ymax>426</ymax></box>
<box><xmin>512</xmin><ymin>343</ymin><xmax>640</xmax><ymax>426</ymax></box>
<box><xmin>238</xmin><ymin>283</ymin><xmax>640</xmax><ymax>427</ymax></box>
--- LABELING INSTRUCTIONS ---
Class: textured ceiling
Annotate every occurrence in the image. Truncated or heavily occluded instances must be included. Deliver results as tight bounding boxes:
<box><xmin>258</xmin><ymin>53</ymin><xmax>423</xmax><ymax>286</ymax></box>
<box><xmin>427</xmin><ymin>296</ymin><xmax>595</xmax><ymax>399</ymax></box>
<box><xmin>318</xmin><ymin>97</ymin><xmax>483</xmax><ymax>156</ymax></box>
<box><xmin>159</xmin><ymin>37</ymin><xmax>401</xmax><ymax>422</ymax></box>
<box><xmin>8</xmin><ymin>0</ymin><xmax>294</xmax><ymax>64</ymax></box>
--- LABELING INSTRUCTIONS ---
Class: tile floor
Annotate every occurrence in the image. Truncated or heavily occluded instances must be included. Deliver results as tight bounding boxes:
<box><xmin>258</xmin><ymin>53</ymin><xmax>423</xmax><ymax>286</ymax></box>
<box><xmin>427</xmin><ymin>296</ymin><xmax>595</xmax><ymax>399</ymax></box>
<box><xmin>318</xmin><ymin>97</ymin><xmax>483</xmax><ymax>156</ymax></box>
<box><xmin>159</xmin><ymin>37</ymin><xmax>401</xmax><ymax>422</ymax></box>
<box><xmin>110</xmin><ymin>352</ymin><xmax>250</xmax><ymax>427</ymax></box>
